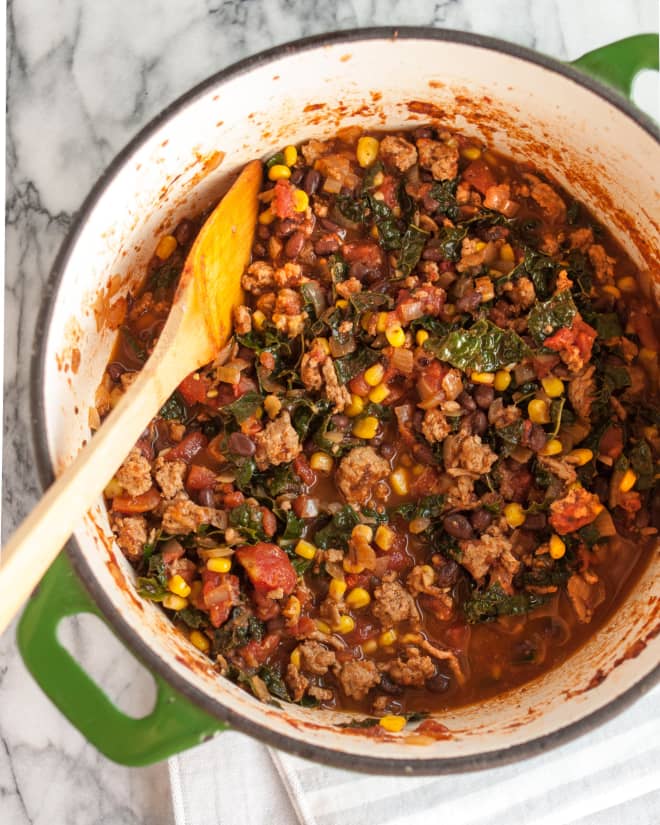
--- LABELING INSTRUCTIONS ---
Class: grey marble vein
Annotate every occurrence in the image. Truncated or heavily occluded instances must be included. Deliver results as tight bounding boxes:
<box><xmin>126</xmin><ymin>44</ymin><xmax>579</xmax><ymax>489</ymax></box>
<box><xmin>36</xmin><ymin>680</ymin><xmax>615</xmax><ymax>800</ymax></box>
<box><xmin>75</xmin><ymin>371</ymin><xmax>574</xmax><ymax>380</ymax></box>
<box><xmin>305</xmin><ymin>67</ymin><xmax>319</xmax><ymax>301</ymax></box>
<box><xmin>3</xmin><ymin>1</ymin><xmax>658</xmax><ymax>823</ymax></box>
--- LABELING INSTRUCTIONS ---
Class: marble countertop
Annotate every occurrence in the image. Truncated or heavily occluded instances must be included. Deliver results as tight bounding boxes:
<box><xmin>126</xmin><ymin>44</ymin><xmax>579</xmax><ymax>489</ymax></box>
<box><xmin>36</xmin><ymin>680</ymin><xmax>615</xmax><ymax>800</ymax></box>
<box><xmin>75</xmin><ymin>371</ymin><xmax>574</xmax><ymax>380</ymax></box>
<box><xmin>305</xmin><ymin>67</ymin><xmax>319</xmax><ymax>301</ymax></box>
<box><xmin>3</xmin><ymin>1</ymin><xmax>658</xmax><ymax>823</ymax></box>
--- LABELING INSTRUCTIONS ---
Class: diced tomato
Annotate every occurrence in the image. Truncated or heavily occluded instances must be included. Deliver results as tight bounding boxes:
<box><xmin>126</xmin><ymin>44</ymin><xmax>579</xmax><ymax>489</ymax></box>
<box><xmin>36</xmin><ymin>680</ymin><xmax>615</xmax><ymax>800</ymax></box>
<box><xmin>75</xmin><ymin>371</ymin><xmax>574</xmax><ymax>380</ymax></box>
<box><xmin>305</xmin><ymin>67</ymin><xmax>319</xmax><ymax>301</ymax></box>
<box><xmin>291</xmin><ymin>616</ymin><xmax>316</xmax><ymax>637</ymax></box>
<box><xmin>572</xmin><ymin>317</ymin><xmax>598</xmax><ymax>362</ymax></box>
<box><xmin>411</xmin><ymin>466</ymin><xmax>444</xmax><ymax>497</ymax></box>
<box><xmin>235</xmin><ymin>542</ymin><xmax>297</xmax><ymax>596</ymax></box>
<box><xmin>234</xmin><ymin>373</ymin><xmax>258</xmax><ymax>399</ymax></box>
<box><xmin>112</xmin><ymin>486</ymin><xmax>161</xmax><ymax>514</ymax></box>
<box><xmin>549</xmin><ymin>487</ymin><xmax>603</xmax><ymax>535</ymax></box>
<box><xmin>349</xmin><ymin>372</ymin><xmax>371</xmax><ymax>397</ymax></box>
<box><xmin>341</xmin><ymin>241</ymin><xmax>383</xmax><ymax>269</ymax></box>
<box><xmin>223</xmin><ymin>490</ymin><xmax>245</xmax><ymax>509</ymax></box>
<box><xmin>377</xmin><ymin>175</ymin><xmax>399</xmax><ymax>210</ymax></box>
<box><xmin>201</xmin><ymin>570</ymin><xmax>240</xmax><ymax>627</ymax></box>
<box><xmin>178</xmin><ymin>372</ymin><xmax>213</xmax><ymax>405</ymax></box>
<box><xmin>618</xmin><ymin>491</ymin><xmax>642</xmax><ymax>513</ymax></box>
<box><xmin>629</xmin><ymin>308</ymin><xmax>657</xmax><ymax>351</ymax></box>
<box><xmin>240</xmin><ymin>414</ymin><xmax>263</xmax><ymax>437</ymax></box>
<box><xmin>346</xmin><ymin>616</ymin><xmax>378</xmax><ymax>643</ymax></box>
<box><xmin>186</xmin><ymin>464</ymin><xmax>217</xmax><ymax>491</ymax></box>
<box><xmin>417</xmin><ymin>359</ymin><xmax>447</xmax><ymax>395</ymax></box>
<box><xmin>345</xmin><ymin>572</ymin><xmax>373</xmax><ymax>590</ymax></box>
<box><xmin>386</xmin><ymin>546</ymin><xmax>412</xmax><ymax>573</ymax></box>
<box><xmin>167</xmin><ymin>431</ymin><xmax>207</xmax><ymax>463</ymax></box>
<box><xmin>416</xmin><ymin>719</ymin><xmax>451</xmax><ymax>738</ymax></box>
<box><xmin>531</xmin><ymin>353</ymin><xmax>561</xmax><ymax>378</ymax></box>
<box><xmin>238</xmin><ymin>633</ymin><xmax>280</xmax><ymax>667</ymax></box>
<box><xmin>599</xmin><ymin>426</ymin><xmax>624</xmax><ymax>461</ymax></box>
<box><xmin>161</xmin><ymin>540</ymin><xmax>185</xmax><ymax>566</ymax></box>
<box><xmin>253</xmin><ymin>590</ymin><xmax>281</xmax><ymax>621</ymax></box>
<box><xmin>543</xmin><ymin>326</ymin><xmax>573</xmax><ymax>351</ymax></box>
<box><xmin>271</xmin><ymin>179</ymin><xmax>296</xmax><ymax>219</ymax></box>
<box><xmin>462</xmin><ymin>159</ymin><xmax>497</xmax><ymax>195</ymax></box>
<box><xmin>293</xmin><ymin>454</ymin><xmax>316</xmax><ymax>486</ymax></box>
<box><xmin>168</xmin><ymin>558</ymin><xmax>196</xmax><ymax>585</ymax></box>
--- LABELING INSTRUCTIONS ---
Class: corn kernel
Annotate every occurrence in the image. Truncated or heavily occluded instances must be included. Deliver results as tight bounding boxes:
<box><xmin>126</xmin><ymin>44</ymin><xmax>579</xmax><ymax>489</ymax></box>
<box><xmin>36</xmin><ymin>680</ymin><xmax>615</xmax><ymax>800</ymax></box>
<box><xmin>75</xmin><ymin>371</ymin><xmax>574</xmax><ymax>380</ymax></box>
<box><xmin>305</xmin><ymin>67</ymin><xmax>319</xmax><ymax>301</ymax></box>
<box><xmin>416</xmin><ymin>329</ymin><xmax>429</xmax><ymax>346</ymax></box>
<box><xmin>504</xmin><ymin>502</ymin><xmax>526</xmax><ymax>528</ymax></box>
<box><xmin>264</xmin><ymin>394</ymin><xmax>282</xmax><ymax>419</ymax></box>
<box><xmin>643</xmin><ymin>425</ymin><xmax>658</xmax><ymax>441</ymax></box>
<box><xmin>602</xmin><ymin>284</ymin><xmax>621</xmax><ymax>300</ymax></box>
<box><xmin>104</xmin><ymin>477</ymin><xmax>124</xmax><ymax>498</ymax></box>
<box><xmin>294</xmin><ymin>540</ymin><xmax>317</xmax><ymax>560</ymax></box>
<box><xmin>475</xmin><ymin>241</ymin><xmax>487</xmax><ymax>252</ymax></box>
<box><xmin>352</xmin><ymin>524</ymin><xmax>374</xmax><ymax>543</ymax></box>
<box><xmin>258</xmin><ymin>208</ymin><xmax>275</xmax><ymax>225</ymax></box>
<box><xmin>268</xmin><ymin>163</ymin><xmax>291</xmax><ymax>181</ymax></box>
<box><xmin>189</xmin><ymin>630</ymin><xmax>210</xmax><ymax>653</ymax></box>
<box><xmin>335</xmin><ymin>299</ymin><xmax>349</xmax><ymax>310</ymax></box>
<box><xmin>368</xmin><ymin>382</ymin><xmax>390</xmax><ymax>404</ymax></box>
<box><xmin>500</xmin><ymin>243</ymin><xmax>515</xmax><ymax>262</ymax></box>
<box><xmin>376</xmin><ymin>312</ymin><xmax>389</xmax><ymax>333</ymax></box>
<box><xmin>471</xmin><ymin>371</ymin><xmax>495</xmax><ymax>385</ymax></box>
<box><xmin>314</xmin><ymin>336</ymin><xmax>331</xmax><ymax>355</ymax></box>
<box><xmin>346</xmin><ymin>587</ymin><xmax>371</xmax><ymax>609</ymax></box>
<box><xmin>364</xmin><ymin>363</ymin><xmax>385</xmax><ymax>386</ymax></box>
<box><xmin>379</xmin><ymin>629</ymin><xmax>398</xmax><ymax>647</ymax></box>
<box><xmin>541</xmin><ymin>377</ymin><xmax>564</xmax><ymax>398</ymax></box>
<box><xmin>335</xmin><ymin>615</ymin><xmax>356</xmax><ymax>634</ymax></box>
<box><xmin>352</xmin><ymin>416</ymin><xmax>379</xmax><ymax>439</ymax></box>
<box><xmin>568</xmin><ymin>448</ymin><xmax>593</xmax><ymax>466</ymax></box>
<box><xmin>619</xmin><ymin>468</ymin><xmax>637</xmax><ymax>492</ymax></box>
<box><xmin>528</xmin><ymin>399</ymin><xmax>550</xmax><ymax>424</ymax></box>
<box><xmin>343</xmin><ymin>558</ymin><xmax>365</xmax><ymax>574</ymax></box>
<box><xmin>356</xmin><ymin>135</ymin><xmax>380</xmax><ymax>167</ymax></box>
<box><xmin>549</xmin><ymin>534</ymin><xmax>566</xmax><ymax>560</ymax></box>
<box><xmin>283</xmin><ymin>145</ymin><xmax>298</xmax><ymax>166</ymax></box>
<box><xmin>315</xmin><ymin>619</ymin><xmax>331</xmax><ymax>634</ymax></box>
<box><xmin>290</xmin><ymin>647</ymin><xmax>301</xmax><ymax>668</ymax></box>
<box><xmin>389</xmin><ymin>467</ymin><xmax>410</xmax><ymax>496</ymax></box>
<box><xmin>362</xmin><ymin>639</ymin><xmax>378</xmax><ymax>655</ymax></box>
<box><xmin>461</xmin><ymin>145</ymin><xmax>482</xmax><ymax>161</ymax></box>
<box><xmin>162</xmin><ymin>593</ymin><xmax>188</xmax><ymax>611</ymax></box>
<box><xmin>293</xmin><ymin>189</ymin><xmax>309</xmax><ymax>212</ymax></box>
<box><xmin>617</xmin><ymin>276</ymin><xmax>636</xmax><ymax>293</ymax></box>
<box><xmin>329</xmin><ymin>579</ymin><xmax>347</xmax><ymax>600</ymax></box>
<box><xmin>168</xmin><ymin>574</ymin><xmax>191</xmax><ymax>598</ymax></box>
<box><xmin>494</xmin><ymin>370</ymin><xmax>511</xmax><ymax>392</ymax></box>
<box><xmin>345</xmin><ymin>394</ymin><xmax>365</xmax><ymax>418</ymax></box>
<box><xmin>379</xmin><ymin>714</ymin><xmax>407</xmax><ymax>732</ymax></box>
<box><xmin>207</xmin><ymin>557</ymin><xmax>232</xmax><ymax>574</ymax></box>
<box><xmin>386</xmin><ymin>325</ymin><xmax>406</xmax><ymax>348</ymax></box>
<box><xmin>540</xmin><ymin>438</ymin><xmax>563</xmax><ymax>456</ymax></box>
<box><xmin>640</xmin><ymin>347</ymin><xmax>658</xmax><ymax>362</ymax></box>
<box><xmin>252</xmin><ymin>309</ymin><xmax>266</xmax><ymax>330</ymax></box>
<box><xmin>375</xmin><ymin>525</ymin><xmax>395</xmax><ymax>551</ymax></box>
<box><xmin>412</xmin><ymin>464</ymin><xmax>425</xmax><ymax>477</ymax></box>
<box><xmin>155</xmin><ymin>234</ymin><xmax>177</xmax><ymax>261</ymax></box>
<box><xmin>310</xmin><ymin>451</ymin><xmax>334</xmax><ymax>473</ymax></box>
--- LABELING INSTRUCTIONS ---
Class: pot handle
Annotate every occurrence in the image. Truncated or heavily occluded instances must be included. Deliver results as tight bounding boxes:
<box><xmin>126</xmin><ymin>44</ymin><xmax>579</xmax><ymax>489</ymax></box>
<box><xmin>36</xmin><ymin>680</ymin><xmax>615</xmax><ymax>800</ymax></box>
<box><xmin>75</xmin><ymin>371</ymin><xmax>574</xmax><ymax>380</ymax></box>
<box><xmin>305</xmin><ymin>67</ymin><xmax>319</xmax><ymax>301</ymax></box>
<box><xmin>17</xmin><ymin>551</ymin><xmax>226</xmax><ymax>766</ymax></box>
<box><xmin>571</xmin><ymin>33</ymin><xmax>659</xmax><ymax>99</ymax></box>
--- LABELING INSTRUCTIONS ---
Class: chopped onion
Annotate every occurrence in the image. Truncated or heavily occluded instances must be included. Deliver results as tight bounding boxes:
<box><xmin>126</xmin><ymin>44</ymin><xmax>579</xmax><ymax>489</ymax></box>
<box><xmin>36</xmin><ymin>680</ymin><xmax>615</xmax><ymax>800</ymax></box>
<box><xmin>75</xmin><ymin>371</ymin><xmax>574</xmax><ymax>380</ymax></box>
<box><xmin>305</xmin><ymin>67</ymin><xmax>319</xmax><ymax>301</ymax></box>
<box><xmin>322</xmin><ymin>176</ymin><xmax>342</xmax><ymax>194</ymax></box>
<box><xmin>409</xmin><ymin>516</ymin><xmax>431</xmax><ymax>534</ymax></box>
<box><xmin>391</xmin><ymin>347</ymin><xmax>414</xmax><ymax>375</ymax></box>
<box><xmin>397</xmin><ymin>299</ymin><xmax>425</xmax><ymax>324</ymax></box>
<box><xmin>297</xmin><ymin>497</ymin><xmax>320</xmax><ymax>518</ymax></box>
<box><xmin>329</xmin><ymin>336</ymin><xmax>356</xmax><ymax>358</ymax></box>
<box><xmin>325</xmin><ymin>561</ymin><xmax>345</xmax><ymax>581</ymax></box>
<box><xmin>198</xmin><ymin>546</ymin><xmax>234</xmax><ymax>559</ymax></box>
<box><xmin>216</xmin><ymin>471</ymin><xmax>237</xmax><ymax>483</ymax></box>
<box><xmin>373</xmin><ymin>556</ymin><xmax>390</xmax><ymax>577</ymax></box>
<box><xmin>514</xmin><ymin>362</ymin><xmax>536</xmax><ymax>385</ymax></box>
<box><xmin>418</xmin><ymin>393</ymin><xmax>444</xmax><ymax>410</ymax></box>
<box><xmin>417</xmin><ymin>373</ymin><xmax>444</xmax><ymax>402</ymax></box>
<box><xmin>216</xmin><ymin>365</ymin><xmax>241</xmax><ymax>385</ymax></box>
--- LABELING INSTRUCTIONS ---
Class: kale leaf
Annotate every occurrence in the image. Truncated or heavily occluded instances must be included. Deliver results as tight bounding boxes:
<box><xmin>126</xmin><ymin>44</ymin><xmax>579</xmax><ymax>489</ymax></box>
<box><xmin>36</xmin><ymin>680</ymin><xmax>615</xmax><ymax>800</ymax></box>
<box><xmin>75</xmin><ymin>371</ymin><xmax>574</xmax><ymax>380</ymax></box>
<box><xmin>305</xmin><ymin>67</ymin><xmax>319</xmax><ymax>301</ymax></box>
<box><xmin>136</xmin><ymin>552</ymin><xmax>169</xmax><ymax>601</ymax></box>
<box><xmin>177</xmin><ymin>607</ymin><xmax>209</xmax><ymax>629</ymax></box>
<box><xmin>224</xmin><ymin>391</ymin><xmax>264</xmax><ymax>424</ymax></box>
<box><xmin>213</xmin><ymin>607</ymin><xmax>265</xmax><ymax>654</ymax></box>
<box><xmin>397</xmin><ymin>225</ymin><xmax>429</xmax><ymax>277</ymax></box>
<box><xmin>429</xmin><ymin>178</ymin><xmax>459</xmax><ymax>220</ymax></box>
<box><xmin>258</xmin><ymin>665</ymin><xmax>291</xmax><ymax>702</ymax></box>
<box><xmin>425</xmin><ymin>319</ymin><xmax>529</xmax><ymax>372</ymax></box>
<box><xmin>521</xmin><ymin>249</ymin><xmax>558</xmax><ymax>300</ymax></box>
<box><xmin>334</xmin><ymin>347</ymin><xmax>380</xmax><ymax>384</ymax></box>
<box><xmin>527</xmin><ymin>289</ymin><xmax>578</xmax><ymax>346</ymax></box>
<box><xmin>159</xmin><ymin>391</ymin><xmax>187</xmax><ymax>421</ymax></box>
<box><xmin>463</xmin><ymin>584</ymin><xmax>546</xmax><ymax>624</ymax></box>
<box><xmin>630</xmin><ymin>440</ymin><xmax>655</xmax><ymax>491</ymax></box>
<box><xmin>314</xmin><ymin>505</ymin><xmax>360</xmax><ymax>549</ymax></box>
<box><xmin>229</xmin><ymin>503</ymin><xmax>266</xmax><ymax>542</ymax></box>
<box><xmin>392</xmin><ymin>494</ymin><xmax>444</xmax><ymax>522</ymax></box>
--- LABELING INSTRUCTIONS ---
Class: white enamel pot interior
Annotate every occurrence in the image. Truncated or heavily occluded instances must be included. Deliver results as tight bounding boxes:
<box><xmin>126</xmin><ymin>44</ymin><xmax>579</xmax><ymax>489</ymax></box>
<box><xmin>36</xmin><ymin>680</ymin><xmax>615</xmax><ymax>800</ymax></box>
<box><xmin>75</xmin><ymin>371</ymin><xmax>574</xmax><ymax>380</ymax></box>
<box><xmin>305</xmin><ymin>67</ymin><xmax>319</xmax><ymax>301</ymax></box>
<box><xmin>34</xmin><ymin>29</ymin><xmax>660</xmax><ymax>772</ymax></box>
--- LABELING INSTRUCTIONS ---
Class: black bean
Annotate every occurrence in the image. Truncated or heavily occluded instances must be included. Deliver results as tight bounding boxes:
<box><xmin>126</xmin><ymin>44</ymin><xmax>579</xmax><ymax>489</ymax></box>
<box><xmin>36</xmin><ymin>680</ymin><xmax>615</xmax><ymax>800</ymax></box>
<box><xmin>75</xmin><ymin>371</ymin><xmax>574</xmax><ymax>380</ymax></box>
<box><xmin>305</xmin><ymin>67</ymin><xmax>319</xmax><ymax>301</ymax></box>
<box><xmin>593</xmin><ymin>476</ymin><xmax>609</xmax><ymax>503</ymax></box>
<box><xmin>252</xmin><ymin>243</ymin><xmax>266</xmax><ymax>257</ymax></box>
<box><xmin>458</xmin><ymin>391</ymin><xmax>477</xmax><ymax>412</ymax></box>
<box><xmin>349</xmin><ymin>261</ymin><xmax>369</xmax><ymax>280</ymax></box>
<box><xmin>331</xmin><ymin>414</ymin><xmax>350</xmax><ymax>430</ymax></box>
<box><xmin>303</xmin><ymin>168</ymin><xmax>320</xmax><ymax>195</ymax></box>
<box><xmin>107</xmin><ymin>361</ymin><xmax>126</xmax><ymax>381</ymax></box>
<box><xmin>413</xmin><ymin>126</ymin><xmax>433</xmax><ymax>140</ymax></box>
<box><xmin>275</xmin><ymin>218</ymin><xmax>297</xmax><ymax>238</ymax></box>
<box><xmin>285</xmin><ymin>231</ymin><xmax>305</xmax><ymax>258</ymax></box>
<box><xmin>527</xmin><ymin>425</ymin><xmax>548</xmax><ymax>453</ymax></box>
<box><xmin>474</xmin><ymin>384</ymin><xmax>495</xmax><ymax>409</ymax></box>
<box><xmin>257</xmin><ymin>225</ymin><xmax>270</xmax><ymax>240</ymax></box>
<box><xmin>380</xmin><ymin>443</ymin><xmax>396</xmax><ymax>460</ymax></box>
<box><xmin>435</xmin><ymin>559</ymin><xmax>460</xmax><ymax>586</ymax></box>
<box><xmin>523</xmin><ymin>512</ymin><xmax>547</xmax><ymax>531</ymax></box>
<box><xmin>470</xmin><ymin>508</ymin><xmax>492</xmax><ymax>532</ymax></box>
<box><xmin>378</xmin><ymin>674</ymin><xmax>404</xmax><ymax>695</ymax></box>
<box><xmin>421</xmin><ymin>245</ymin><xmax>443</xmax><ymax>261</ymax></box>
<box><xmin>456</xmin><ymin>291</ymin><xmax>482</xmax><ymax>313</ymax></box>
<box><xmin>314</xmin><ymin>235</ymin><xmax>340</xmax><ymax>255</ymax></box>
<box><xmin>290</xmin><ymin>167</ymin><xmax>304</xmax><ymax>186</ymax></box>
<box><xmin>228</xmin><ymin>431</ymin><xmax>255</xmax><ymax>456</ymax></box>
<box><xmin>320</xmin><ymin>217</ymin><xmax>342</xmax><ymax>232</ymax></box>
<box><xmin>470</xmin><ymin>410</ymin><xmax>488</xmax><ymax>436</ymax></box>
<box><xmin>426</xmin><ymin>671</ymin><xmax>450</xmax><ymax>693</ymax></box>
<box><xmin>174</xmin><ymin>218</ymin><xmax>194</xmax><ymax>246</ymax></box>
<box><xmin>198</xmin><ymin>488</ymin><xmax>215</xmax><ymax>508</ymax></box>
<box><xmin>443</xmin><ymin>513</ymin><xmax>474</xmax><ymax>540</ymax></box>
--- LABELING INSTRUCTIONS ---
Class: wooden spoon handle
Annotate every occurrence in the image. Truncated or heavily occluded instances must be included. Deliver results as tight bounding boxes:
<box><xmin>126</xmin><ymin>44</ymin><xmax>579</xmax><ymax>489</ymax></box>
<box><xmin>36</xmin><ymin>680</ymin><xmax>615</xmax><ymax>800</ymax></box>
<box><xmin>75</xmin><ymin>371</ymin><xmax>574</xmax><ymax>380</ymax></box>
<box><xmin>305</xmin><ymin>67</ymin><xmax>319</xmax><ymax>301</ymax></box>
<box><xmin>0</xmin><ymin>346</ymin><xmax>187</xmax><ymax>636</ymax></box>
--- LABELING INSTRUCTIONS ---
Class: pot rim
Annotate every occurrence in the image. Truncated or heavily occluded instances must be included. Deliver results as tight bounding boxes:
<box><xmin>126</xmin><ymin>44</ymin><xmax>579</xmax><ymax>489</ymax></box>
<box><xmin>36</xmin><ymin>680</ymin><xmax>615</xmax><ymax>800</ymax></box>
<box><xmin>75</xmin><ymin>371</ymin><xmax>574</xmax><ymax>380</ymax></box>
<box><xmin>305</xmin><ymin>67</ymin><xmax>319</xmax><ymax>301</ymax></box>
<box><xmin>30</xmin><ymin>26</ymin><xmax>660</xmax><ymax>774</ymax></box>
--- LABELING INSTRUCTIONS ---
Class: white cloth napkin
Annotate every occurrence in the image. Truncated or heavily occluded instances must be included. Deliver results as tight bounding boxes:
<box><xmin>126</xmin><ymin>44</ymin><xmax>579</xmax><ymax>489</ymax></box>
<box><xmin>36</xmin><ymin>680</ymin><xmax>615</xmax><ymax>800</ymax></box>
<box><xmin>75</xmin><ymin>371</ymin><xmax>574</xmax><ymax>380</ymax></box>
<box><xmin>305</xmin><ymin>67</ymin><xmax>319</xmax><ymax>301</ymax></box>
<box><xmin>169</xmin><ymin>683</ymin><xmax>660</xmax><ymax>825</ymax></box>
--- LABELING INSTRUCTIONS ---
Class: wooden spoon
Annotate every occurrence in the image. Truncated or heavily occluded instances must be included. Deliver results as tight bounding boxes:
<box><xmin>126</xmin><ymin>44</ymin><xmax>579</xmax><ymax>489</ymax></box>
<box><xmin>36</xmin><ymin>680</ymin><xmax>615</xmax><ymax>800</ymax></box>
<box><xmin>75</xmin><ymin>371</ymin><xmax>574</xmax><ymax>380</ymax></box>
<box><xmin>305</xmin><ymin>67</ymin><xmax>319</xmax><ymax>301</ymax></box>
<box><xmin>0</xmin><ymin>159</ymin><xmax>263</xmax><ymax>634</ymax></box>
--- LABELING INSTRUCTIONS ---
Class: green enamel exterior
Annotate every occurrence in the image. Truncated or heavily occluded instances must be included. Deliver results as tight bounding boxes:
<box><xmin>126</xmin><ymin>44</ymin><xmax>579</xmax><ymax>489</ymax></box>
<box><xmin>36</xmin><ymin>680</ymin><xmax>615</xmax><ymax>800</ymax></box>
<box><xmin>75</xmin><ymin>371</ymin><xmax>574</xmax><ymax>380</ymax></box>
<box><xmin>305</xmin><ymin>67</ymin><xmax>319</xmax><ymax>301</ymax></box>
<box><xmin>17</xmin><ymin>552</ymin><xmax>226</xmax><ymax>766</ymax></box>
<box><xmin>17</xmin><ymin>32</ymin><xmax>659</xmax><ymax>767</ymax></box>
<box><xmin>571</xmin><ymin>34</ymin><xmax>659</xmax><ymax>99</ymax></box>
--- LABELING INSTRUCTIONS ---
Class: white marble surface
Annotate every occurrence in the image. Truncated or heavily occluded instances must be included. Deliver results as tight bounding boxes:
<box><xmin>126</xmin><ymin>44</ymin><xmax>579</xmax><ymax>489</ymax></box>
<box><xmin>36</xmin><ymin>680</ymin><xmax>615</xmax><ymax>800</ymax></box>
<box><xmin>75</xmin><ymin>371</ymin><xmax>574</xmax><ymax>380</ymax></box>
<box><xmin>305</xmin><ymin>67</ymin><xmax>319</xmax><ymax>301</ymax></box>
<box><xmin>2</xmin><ymin>1</ymin><xmax>658</xmax><ymax>823</ymax></box>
